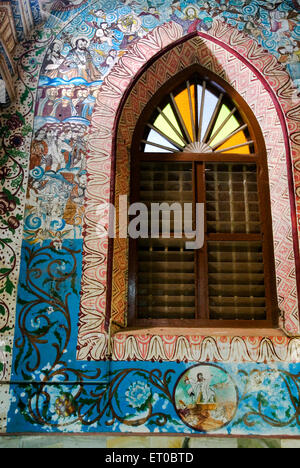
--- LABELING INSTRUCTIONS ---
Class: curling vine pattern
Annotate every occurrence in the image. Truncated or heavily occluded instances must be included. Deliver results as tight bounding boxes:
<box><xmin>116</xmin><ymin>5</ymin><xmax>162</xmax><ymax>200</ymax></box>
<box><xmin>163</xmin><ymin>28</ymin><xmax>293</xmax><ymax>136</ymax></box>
<box><xmin>236</xmin><ymin>369</ymin><xmax>300</xmax><ymax>430</ymax></box>
<box><xmin>12</xmin><ymin>246</ymin><xmax>300</xmax><ymax>434</ymax></box>
<box><xmin>13</xmin><ymin>242</ymin><xmax>177</xmax><ymax>429</ymax></box>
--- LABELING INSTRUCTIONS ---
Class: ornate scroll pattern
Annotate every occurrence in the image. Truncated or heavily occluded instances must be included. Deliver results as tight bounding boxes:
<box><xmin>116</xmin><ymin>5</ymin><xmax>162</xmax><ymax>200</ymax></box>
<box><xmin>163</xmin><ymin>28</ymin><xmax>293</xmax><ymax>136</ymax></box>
<box><xmin>12</xmin><ymin>360</ymin><xmax>177</xmax><ymax>431</ymax></box>
<box><xmin>236</xmin><ymin>368</ymin><xmax>300</xmax><ymax>431</ymax></box>
<box><xmin>9</xmin><ymin>359</ymin><xmax>300</xmax><ymax>435</ymax></box>
<box><xmin>81</xmin><ymin>21</ymin><xmax>300</xmax><ymax>361</ymax></box>
<box><xmin>14</xmin><ymin>241</ymin><xmax>82</xmax><ymax>375</ymax></box>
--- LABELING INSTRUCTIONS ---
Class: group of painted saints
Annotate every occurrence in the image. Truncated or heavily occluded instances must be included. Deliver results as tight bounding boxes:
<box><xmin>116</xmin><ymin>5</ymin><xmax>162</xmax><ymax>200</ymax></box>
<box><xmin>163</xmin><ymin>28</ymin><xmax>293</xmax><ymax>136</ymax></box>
<box><xmin>36</xmin><ymin>86</ymin><xmax>97</xmax><ymax>121</ymax></box>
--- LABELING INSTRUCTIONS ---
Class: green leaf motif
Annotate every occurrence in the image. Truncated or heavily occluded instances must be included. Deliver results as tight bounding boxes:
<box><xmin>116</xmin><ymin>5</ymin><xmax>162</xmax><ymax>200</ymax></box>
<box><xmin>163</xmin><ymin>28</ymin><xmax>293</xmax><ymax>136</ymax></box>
<box><xmin>0</xmin><ymin>268</ymin><xmax>12</xmax><ymax>275</ymax></box>
<box><xmin>35</xmin><ymin>47</ymin><xmax>46</xmax><ymax>56</ymax></box>
<box><xmin>5</xmin><ymin>277</ymin><xmax>15</xmax><ymax>295</ymax></box>
<box><xmin>21</xmin><ymin>124</ymin><xmax>33</xmax><ymax>137</ymax></box>
<box><xmin>20</xmin><ymin>87</ymin><xmax>30</xmax><ymax>105</ymax></box>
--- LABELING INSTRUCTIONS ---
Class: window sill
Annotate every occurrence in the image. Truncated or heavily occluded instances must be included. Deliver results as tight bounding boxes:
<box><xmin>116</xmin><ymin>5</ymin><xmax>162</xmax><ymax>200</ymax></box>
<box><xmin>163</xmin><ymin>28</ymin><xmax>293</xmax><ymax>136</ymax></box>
<box><xmin>113</xmin><ymin>327</ymin><xmax>286</xmax><ymax>338</ymax></box>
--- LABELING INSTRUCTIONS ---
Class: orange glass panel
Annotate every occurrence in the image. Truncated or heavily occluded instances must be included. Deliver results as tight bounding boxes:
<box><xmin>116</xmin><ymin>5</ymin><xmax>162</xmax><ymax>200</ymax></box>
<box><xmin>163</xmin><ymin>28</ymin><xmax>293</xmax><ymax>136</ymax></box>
<box><xmin>174</xmin><ymin>85</ymin><xmax>195</xmax><ymax>141</ymax></box>
<box><xmin>216</xmin><ymin>131</ymin><xmax>250</xmax><ymax>154</ymax></box>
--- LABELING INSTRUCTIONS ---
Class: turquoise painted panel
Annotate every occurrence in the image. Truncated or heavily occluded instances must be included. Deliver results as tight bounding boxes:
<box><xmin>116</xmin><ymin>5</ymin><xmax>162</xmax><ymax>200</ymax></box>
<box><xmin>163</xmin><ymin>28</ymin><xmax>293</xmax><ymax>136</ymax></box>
<box><xmin>7</xmin><ymin>242</ymin><xmax>300</xmax><ymax>436</ymax></box>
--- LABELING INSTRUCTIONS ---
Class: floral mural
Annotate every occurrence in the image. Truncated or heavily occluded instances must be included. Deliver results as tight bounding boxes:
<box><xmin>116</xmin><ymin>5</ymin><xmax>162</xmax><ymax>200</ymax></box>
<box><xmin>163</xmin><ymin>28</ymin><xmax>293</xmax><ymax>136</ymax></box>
<box><xmin>0</xmin><ymin>0</ymin><xmax>300</xmax><ymax>438</ymax></box>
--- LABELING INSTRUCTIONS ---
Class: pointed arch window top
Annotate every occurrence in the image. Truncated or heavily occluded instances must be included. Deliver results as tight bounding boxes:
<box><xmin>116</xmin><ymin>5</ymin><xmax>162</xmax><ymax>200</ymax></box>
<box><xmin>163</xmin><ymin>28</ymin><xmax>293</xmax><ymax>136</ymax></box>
<box><xmin>142</xmin><ymin>78</ymin><xmax>254</xmax><ymax>155</ymax></box>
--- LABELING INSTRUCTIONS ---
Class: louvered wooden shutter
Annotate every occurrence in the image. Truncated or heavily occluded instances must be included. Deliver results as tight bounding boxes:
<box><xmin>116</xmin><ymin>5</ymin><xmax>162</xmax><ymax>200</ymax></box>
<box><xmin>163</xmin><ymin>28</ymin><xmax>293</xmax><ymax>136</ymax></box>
<box><xmin>205</xmin><ymin>163</ymin><xmax>267</xmax><ymax>321</ymax></box>
<box><xmin>137</xmin><ymin>162</ymin><xmax>196</xmax><ymax>320</ymax></box>
<box><xmin>136</xmin><ymin>161</ymin><xmax>267</xmax><ymax>322</ymax></box>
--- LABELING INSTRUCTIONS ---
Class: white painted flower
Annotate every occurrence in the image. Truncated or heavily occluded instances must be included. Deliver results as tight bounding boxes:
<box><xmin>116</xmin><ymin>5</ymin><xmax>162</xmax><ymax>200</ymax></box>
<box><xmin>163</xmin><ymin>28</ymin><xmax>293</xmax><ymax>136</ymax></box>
<box><xmin>125</xmin><ymin>381</ymin><xmax>151</xmax><ymax>409</ymax></box>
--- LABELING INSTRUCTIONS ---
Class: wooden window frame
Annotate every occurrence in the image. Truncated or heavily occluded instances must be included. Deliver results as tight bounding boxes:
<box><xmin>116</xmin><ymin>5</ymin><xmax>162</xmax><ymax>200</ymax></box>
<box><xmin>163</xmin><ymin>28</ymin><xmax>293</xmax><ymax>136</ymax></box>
<box><xmin>128</xmin><ymin>65</ymin><xmax>279</xmax><ymax>329</ymax></box>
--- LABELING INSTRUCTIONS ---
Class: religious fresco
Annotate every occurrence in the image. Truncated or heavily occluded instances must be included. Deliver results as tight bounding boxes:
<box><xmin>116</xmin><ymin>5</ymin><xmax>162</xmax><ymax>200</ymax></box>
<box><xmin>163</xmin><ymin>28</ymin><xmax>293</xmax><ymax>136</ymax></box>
<box><xmin>0</xmin><ymin>0</ymin><xmax>300</xmax><ymax>437</ymax></box>
<box><xmin>174</xmin><ymin>365</ymin><xmax>239</xmax><ymax>432</ymax></box>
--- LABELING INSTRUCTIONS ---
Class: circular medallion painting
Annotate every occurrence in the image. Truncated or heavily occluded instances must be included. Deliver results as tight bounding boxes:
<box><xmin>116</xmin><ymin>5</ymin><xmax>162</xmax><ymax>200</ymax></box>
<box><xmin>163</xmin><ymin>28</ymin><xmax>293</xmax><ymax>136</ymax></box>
<box><xmin>174</xmin><ymin>364</ymin><xmax>238</xmax><ymax>433</ymax></box>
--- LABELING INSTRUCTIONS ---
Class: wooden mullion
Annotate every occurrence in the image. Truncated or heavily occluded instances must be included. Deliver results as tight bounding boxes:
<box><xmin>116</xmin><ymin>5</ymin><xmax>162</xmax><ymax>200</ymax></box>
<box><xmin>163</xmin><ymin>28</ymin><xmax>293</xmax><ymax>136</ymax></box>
<box><xmin>187</xmin><ymin>80</ymin><xmax>196</xmax><ymax>142</ymax></box>
<box><xmin>132</xmin><ymin>318</ymin><xmax>275</xmax><ymax>329</ymax></box>
<box><xmin>170</xmin><ymin>92</ymin><xmax>192</xmax><ymax>144</ymax></box>
<box><xmin>195</xmin><ymin>162</ymin><xmax>209</xmax><ymax>320</ymax></box>
<box><xmin>207</xmin><ymin>107</ymin><xmax>237</xmax><ymax>146</ymax></box>
<box><xmin>210</xmin><ymin>124</ymin><xmax>248</xmax><ymax>151</ymax></box>
<box><xmin>256</xmin><ymin>160</ymin><xmax>279</xmax><ymax>326</ymax></box>
<box><xmin>128</xmin><ymin>153</ymin><xmax>141</xmax><ymax>325</ymax></box>
<box><xmin>157</xmin><ymin>106</ymin><xmax>187</xmax><ymax>145</ymax></box>
<box><xmin>139</xmin><ymin>152</ymin><xmax>259</xmax><ymax>163</ymax></box>
<box><xmin>197</xmin><ymin>81</ymin><xmax>206</xmax><ymax>142</ymax></box>
<box><xmin>193</xmin><ymin>161</ymin><xmax>198</xmax><ymax>320</ymax></box>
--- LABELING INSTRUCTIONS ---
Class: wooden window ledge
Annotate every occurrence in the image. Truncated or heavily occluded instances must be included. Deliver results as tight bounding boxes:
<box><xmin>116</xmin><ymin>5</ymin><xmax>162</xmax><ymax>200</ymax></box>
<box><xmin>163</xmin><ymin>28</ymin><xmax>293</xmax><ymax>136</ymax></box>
<box><xmin>113</xmin><ymin>327</ymin><xmax>286</xmax><ymax>338</ymax></box>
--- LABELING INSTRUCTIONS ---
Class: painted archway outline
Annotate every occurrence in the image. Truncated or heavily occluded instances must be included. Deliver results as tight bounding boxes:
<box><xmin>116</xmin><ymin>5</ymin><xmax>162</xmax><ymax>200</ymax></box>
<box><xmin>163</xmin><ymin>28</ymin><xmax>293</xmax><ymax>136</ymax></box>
<box><xmin>78</xmin><ymin>20</ymin><xmax>300</xmax><ymax>362</ymax></box>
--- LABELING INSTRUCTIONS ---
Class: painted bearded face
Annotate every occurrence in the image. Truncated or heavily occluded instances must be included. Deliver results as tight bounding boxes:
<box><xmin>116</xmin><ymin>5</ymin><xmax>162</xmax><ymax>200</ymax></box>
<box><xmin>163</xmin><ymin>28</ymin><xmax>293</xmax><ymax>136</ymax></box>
<box><xmin>48</xmin><ymin>88</ymin><xmax>58</xmax><ymax>100</ymax></box>
<box><xmin>76</xmin><ymin>39</ymin><xmax>89</xmax><ymax>50</ymax></box>
<box><xmin>186</xmin><ymin>8</ymin><xmax>197</xmax><ymax>19</ymax></box>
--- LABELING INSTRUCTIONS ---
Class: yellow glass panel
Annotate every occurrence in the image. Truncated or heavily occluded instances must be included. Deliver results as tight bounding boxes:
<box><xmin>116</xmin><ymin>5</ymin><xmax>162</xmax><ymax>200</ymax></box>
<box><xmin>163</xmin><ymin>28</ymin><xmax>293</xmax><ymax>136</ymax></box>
<box><xmin>153</xmin><ymin>104</ymin><xmax>184</xmax><ymax>147</ymax></box>
<box><xmin>216</xmin><ymin>131</ymin><xmax>250</xmax><ymax>154</ymax></box>
<box><xmin>174</xmin><ymin>85</ymin><xmax>195</xmax><ymax>141</ymax></box>
<box><xmin>210</xmin><ymin>105</ymin><xmax>239</xmax><ymax>147</ymax></box>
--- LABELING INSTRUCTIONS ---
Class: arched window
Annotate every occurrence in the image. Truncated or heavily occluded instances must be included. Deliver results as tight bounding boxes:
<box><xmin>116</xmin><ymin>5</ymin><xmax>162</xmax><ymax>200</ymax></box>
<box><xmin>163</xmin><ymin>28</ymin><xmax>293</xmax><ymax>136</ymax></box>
<box><xmin>128</xmin><ymin>66</ymin><xmax>279</xmax><ymax>328</ymax></box>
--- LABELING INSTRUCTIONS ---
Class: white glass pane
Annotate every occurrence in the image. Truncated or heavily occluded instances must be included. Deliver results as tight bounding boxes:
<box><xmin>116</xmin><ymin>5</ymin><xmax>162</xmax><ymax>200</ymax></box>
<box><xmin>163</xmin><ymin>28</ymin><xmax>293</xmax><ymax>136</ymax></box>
<box><xmin>199</xmin><ymin>89</ymin><xmax>219</xmax><ymax>142</ymax></box>
<box><xmin>144</xmin><ymin>129</ymin><xmax>178</xmax><ymax>153</ymax></box>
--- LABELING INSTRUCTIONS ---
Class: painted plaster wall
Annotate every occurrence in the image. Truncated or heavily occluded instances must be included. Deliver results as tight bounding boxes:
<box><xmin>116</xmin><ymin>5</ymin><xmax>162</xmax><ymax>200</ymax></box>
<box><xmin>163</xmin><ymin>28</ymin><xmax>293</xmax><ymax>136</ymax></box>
<box><xmin>0</xmin><ymin>0</ymin><xmax>300</xmax><ymax>438</ymax></box>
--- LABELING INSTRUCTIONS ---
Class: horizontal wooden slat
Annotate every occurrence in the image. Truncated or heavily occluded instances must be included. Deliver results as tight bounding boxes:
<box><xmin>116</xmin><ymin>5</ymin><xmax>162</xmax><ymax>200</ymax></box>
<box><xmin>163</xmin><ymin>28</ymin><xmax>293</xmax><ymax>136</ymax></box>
<box><xmin>139</xmin><ymin>284</ymin><xmax>195</xmax><ymax>294</ymax></box>
<box><xmin>210</xmin><ymin>296</ymin><xmax>266</xmax><ymax>306</ymax></box>
<box><xmin>209</xmin><ymin>306</ymin><xmax>266</xmax><ymax>315</ymax></box>
<box><xmin>209</xmin><ymin>307</ymin><xmax>266</xmax><ymax>320</ymax></box>
<box><xmin>139</xmin><ymin>261</ymin><xmax>194</xmax><ymax>272</ymax></box>
<box><xmin>139</xmin><ymin>307</ymin><xmax>195</xmax><ymax>319</ymax></box>
<box><xmin>139</xmin><ymin>294</ymin><xmax>195</xmax><ymax>301</ymax></box>
<box><xmin>208</xmin><ymin>273</ymin><xmax>265</xmax><ymax>284</ymax></box>
<box><xmin>138</xmin><ymin>238</ymin><xmax>195</xmax><ymax>249</ymax></box>
<box><xmin>208</xmin><ymin>262</ymin><xmax>264</xmax><ymax>273</ymax></box>
<box><xmin>209</xmin><ymin>284</ymin><xmax>265</xmax><ymax>296</ymax></box>
<box><xmin>208</xmin><ymin>252</ymin><xmax>263</xmax><ymax>262</ymax></box>
<box><xmin>138</xmin><ymin>251</ymin><xmax>194</xmax><ymax>260</ymax></box>
<box><xmin>140</xmin><ymin>191</ymin><xmax>193</xmax><ymax>201</ymax></box>
<box><xmin>139</xmin><ymin>272</ymin><xmax>195</xmax><ymax>281</ymax></box>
